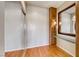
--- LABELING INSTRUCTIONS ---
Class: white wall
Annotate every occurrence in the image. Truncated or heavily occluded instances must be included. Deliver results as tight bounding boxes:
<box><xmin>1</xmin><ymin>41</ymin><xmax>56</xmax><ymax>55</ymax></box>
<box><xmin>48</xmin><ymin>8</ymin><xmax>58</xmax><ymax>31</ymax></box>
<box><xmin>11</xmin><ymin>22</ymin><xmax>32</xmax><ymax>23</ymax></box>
<box><xmin>25</xmin><ymin>5</ymin><xmax>49</xmax><ymax>48</ymax></box>
<box><xmin>57</xmin><ymin>1</ymin><xmax>76</xmax><ymax>56</ymax></box>
<box><xmin>0</xmin><ymin>1</ymin><xmax>4</xmax><ymax>56</ymax></box>
<box><xmin>5</xmin><ymin>2</ymin><xmax>25</xmax><ymax>51</ymax></box>
<box><xmin>57</xmin><ymin>34</ymin><xmax>75</xmax><ymax>56</ymax></box>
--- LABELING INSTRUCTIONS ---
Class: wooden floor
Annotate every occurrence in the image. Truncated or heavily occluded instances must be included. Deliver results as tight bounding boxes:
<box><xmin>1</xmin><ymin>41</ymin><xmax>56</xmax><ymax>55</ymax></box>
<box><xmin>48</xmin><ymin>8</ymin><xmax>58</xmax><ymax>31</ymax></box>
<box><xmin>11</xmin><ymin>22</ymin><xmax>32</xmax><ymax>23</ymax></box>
<box><xmin>5</xmin><ymin>45</ymin><xmax>72</xmax><ymax>57</ymax></box>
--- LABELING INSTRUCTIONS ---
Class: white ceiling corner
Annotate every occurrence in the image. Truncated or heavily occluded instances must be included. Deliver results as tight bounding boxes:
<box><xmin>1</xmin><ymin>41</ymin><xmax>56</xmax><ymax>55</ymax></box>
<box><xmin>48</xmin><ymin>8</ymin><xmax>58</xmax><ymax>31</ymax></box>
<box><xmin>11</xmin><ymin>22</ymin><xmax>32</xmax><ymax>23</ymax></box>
<box><xmin>25</xmin><ymin>1</ymin><xmax>65</xmax><ymax>8</ymax></box>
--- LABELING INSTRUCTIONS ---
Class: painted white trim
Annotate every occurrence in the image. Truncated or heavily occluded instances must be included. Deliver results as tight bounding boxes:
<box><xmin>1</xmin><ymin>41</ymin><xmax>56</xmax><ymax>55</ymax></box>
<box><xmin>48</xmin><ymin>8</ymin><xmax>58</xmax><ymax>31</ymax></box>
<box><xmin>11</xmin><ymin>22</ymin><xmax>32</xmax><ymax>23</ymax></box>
<box><xmin>5</xmin><ymin>48</ymin><xmax>25</xmax><ymax>52</ymax></box>
<box><xmin>5</xmin><ymin>43</ymin><xmax>49</xmax><ymax>52</ymax></box>
<box><xmin>26</xmin><ymin>43</ymin><xmax>49</xmax><ymax>49</ymax></box>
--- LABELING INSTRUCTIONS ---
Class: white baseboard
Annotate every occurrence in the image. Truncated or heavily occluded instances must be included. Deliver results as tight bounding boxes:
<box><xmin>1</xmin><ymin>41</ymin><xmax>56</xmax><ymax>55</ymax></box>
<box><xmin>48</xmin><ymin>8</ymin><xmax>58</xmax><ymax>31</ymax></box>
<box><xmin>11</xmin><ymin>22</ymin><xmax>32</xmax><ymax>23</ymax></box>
<box><xmin>5</xmin><ymin>43</ymin><xmax>49</xmax><ymax>52</ymax></box>
<box><xmin>5</xmin><ymin>48</ymin><xmax>25</xmax><ymax>52</ymax></box>
<box><xmin>26</xmin><ymin>43</ymin><xmax>49</xmax><ymax>49</ymax></box>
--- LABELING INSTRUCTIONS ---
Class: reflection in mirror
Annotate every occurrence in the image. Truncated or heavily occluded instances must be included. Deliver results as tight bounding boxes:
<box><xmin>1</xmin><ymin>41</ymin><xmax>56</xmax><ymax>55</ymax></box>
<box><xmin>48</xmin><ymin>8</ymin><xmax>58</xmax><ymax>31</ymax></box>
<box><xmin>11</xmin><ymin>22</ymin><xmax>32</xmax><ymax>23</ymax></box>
<box><xmin>58</xmin><ymin>3</ymin><xmax>76</xmax><ymax>36</ymax></box>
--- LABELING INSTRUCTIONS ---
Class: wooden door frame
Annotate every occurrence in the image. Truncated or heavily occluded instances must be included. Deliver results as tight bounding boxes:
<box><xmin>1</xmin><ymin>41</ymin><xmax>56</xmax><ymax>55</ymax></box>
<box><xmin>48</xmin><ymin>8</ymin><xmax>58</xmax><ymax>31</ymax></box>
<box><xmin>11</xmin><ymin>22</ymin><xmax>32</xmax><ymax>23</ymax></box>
<box><xmin>76</xmin><ymin>1</ymin><xmax>79</xmax><ymax>57</ymax></box>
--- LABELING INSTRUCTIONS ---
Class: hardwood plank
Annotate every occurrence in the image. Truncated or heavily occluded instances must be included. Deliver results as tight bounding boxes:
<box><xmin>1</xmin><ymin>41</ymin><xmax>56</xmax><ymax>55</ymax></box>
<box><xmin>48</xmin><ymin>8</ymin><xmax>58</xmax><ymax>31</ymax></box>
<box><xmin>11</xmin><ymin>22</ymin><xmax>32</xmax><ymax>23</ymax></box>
<box><xmin>5</xmin><ymin>45</ymin><xmax>72</xmax><ymax>57</ymax></box>
<box><xmin>5</xmin><ymin>50</ymin><xmax>24</xmax><ymax>57</ymax></box>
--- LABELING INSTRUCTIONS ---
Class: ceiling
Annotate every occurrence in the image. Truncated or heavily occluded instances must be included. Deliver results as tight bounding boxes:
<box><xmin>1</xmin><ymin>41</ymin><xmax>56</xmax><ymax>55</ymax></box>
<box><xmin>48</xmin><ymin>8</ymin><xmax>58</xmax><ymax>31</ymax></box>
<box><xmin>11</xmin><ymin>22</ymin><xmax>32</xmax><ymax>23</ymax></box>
<box><xmin>26</xmin><ymin>1</ymin><xmax>65</xmax><ymax>8</ymax></box>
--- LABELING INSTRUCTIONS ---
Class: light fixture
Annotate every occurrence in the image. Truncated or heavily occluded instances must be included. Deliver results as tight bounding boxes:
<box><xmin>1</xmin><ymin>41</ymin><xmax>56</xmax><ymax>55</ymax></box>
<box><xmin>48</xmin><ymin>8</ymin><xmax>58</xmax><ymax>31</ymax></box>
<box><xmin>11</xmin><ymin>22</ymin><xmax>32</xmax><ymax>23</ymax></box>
<box><xmin>51</xmin><ymin>20</ymin><xmax>56</xmax><ymax>27</ymax></box>
<box><xmin>59</xmin><ymin>22</ymin><xmax>61</xmax><ymax>25</ymax></box>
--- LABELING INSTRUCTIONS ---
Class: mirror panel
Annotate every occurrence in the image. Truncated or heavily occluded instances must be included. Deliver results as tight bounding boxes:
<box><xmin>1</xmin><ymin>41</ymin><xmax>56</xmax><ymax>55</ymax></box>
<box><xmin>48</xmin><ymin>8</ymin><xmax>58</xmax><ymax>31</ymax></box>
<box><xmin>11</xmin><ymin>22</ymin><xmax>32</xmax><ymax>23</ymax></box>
<box><xmin>58</xmin><ymin>3</ymin><xmax>76</xmax><ymax>36</ymax></box>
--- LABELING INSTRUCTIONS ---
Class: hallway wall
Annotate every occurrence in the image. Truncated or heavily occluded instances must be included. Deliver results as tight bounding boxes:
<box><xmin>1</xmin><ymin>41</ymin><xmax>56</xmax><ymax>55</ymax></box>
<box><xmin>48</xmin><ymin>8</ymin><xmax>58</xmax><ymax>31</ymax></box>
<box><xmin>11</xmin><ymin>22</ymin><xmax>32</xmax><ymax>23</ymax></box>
<box><xmin>0</xmin><ymin>1</ymin><xmax>4</xmax><ymax>56</ymax></box>
<box><xmin>25</xmin><ymin>5</ymin><xmax>49</xmax><ymax>48</ymax></box>
<box><xmin>5</xmin><ymin>2</ymin><xmax>25</xmax><ymax>51</ymax></box>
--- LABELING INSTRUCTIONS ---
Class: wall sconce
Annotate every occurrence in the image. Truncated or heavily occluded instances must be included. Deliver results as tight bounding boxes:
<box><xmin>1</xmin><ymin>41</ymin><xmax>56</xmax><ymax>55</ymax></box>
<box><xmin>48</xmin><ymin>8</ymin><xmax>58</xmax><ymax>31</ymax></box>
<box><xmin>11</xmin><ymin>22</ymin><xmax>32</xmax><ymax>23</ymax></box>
<box><xmin>59</xmin><ymin>22</ymin><xmax>61</xmax><ymax>25</ymax></box>
<box><xmin>51</xmin><ymin>20</ymin><xmax>56</xmax><ymax>28</ymax></box>
<box><xmin>54</xmin><ymin>21</ymin><xmax>56</xmax><ymax>25</ymax></box>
